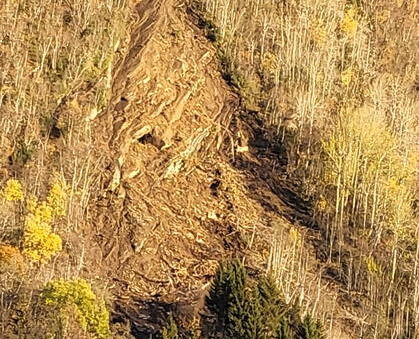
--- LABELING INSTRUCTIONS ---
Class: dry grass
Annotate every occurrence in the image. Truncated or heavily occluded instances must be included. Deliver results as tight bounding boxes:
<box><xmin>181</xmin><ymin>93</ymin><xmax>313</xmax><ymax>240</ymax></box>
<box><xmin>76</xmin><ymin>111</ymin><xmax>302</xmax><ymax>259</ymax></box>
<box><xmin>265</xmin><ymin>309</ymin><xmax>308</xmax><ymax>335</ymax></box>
<box><xmin>197</xmin><ymin>0</ymin><xmax>418</xmax><ymax>337</ymax></box>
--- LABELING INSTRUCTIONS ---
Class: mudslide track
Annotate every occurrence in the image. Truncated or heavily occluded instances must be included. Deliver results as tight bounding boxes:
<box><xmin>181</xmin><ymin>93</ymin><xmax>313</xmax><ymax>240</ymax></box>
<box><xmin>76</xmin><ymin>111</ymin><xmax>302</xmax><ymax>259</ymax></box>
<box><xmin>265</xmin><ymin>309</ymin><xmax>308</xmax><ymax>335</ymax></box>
<box><xmin>110</xmin><ymin>0</ymin><xmax>166</xmax><ymax>110</ymax></box>
<box><xmin>97</xmin><ymin>0</ymin><xmax>174</xmax><ymax>197</ymax></box>
<box><xmin>89</xmin><ymin>1</ymin><xmax>355</xmax><ymax>338</ymax></box>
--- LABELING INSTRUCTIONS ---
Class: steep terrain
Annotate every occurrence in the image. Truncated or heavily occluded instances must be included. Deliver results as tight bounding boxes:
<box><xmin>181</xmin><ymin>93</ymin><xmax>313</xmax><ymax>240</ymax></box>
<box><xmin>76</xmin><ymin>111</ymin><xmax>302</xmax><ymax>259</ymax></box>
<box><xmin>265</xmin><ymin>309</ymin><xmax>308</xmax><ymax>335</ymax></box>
<box><xmin>84</xmin><ymin>1</ymin><xmax>360</xmax><ymax>337</ymax></box>
<box><xmin>0</xmin><ymin>0</ymin><xmax>417</xmax><ymax>338</ymax></box>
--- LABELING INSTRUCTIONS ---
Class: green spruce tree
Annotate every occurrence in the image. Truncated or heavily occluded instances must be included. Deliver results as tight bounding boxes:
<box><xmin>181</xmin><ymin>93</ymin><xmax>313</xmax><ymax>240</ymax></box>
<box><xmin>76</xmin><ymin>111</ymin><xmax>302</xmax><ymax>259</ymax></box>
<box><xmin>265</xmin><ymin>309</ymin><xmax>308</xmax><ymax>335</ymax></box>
<box><xmin>206</xmin><ymin>259</ymin><xmax>249</xmax><ymax>338</ymax></box>
<box><xmin>296</xmin><ymin>314</ymin><xmax>326</xmax><ymax>339</ymax></box>
<box><xmin>241</xmin><ymin>284</ymin><xmax>265</xmax><ymax>339</ymax></box>
<box><xmin>275</xmin><ymin>317</ymin><xmax>294</xmax><ymax>339</ymax></box>
<box><xmin>205</xmin><ymin>260</ymin><xmax>326</xmax><ymax>339</ymax></box>
<box><xmin>257</xmin><ymin>276</ymin><xmax>289</xmax><ymax>337</ymax></box>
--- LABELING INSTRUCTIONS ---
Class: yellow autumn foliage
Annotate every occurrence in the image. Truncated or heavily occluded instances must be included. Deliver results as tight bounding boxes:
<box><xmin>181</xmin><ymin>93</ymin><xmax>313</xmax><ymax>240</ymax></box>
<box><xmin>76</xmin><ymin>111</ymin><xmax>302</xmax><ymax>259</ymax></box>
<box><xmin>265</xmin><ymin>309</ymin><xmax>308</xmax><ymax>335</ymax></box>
<box><xmin>261</xmin><ymin>52</ymin><xmax>278</xmax><ymax>74</ymax></box>
<box><xmin>311</xmin><ymin>18</ymin><xmax>328</xmax><ymax>46</ymax></box>
<box><xmin>42</xmin><ymin>279</ymin><xmax>110</xmax><ymax>338</ymax></box>
<box><xmin>26</xmin><ymin>194</ymin><xmax>38</xmax><ymax>214</ymax></box>
<box><xmin>22</xmin><ymin>219</ymin><xmax>62</xmax><ymax>263</ymax></box>
<box><xmin>47</xmin><ymin>180</ymin><xmax>68</xmax><ymax>217</ymax></box>
<box><xmin>1</xmin><ymin>179</ymin><xmax>24</xmax><ymax>202</ymax></box>
<box><xmin>33</xmin><ymin>202</ymin><xmax>54</xmax><ymax>224</ymax></box>
<box><xmin>289</xmin><ymin>227</ymin><xmax>301</xmax><ymax>244</ymax></box>
<box><xmin>365</xmin><ymin>256</ymin><xmax>381</xmax><ymax>276</ymax></box>
<box><xmin>20</xmin><ymin>180</ymin><xmax>68</xmax><ymax>263</ymax></box>
<box><xmin>316</xmin><ymin>195</ymin><xmax>328</xmax><ymax>212</ymax></box>
<box><xmin>341</xmin><ymin>67</ymin><xmax>354</xmax><ymax>86</ymax></box>
<box><xmin>341</xmin><ymin>6</ymin><xmax>358</xmax><ymax>37</ymax></box>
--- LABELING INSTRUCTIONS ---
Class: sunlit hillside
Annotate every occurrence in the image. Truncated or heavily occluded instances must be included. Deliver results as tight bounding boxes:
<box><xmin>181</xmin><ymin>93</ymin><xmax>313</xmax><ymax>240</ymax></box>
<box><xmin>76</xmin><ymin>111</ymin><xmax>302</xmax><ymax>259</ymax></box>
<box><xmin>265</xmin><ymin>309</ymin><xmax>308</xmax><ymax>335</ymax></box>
<box><xmin>0</xmin><ymin>0</ymin><xmax>417</xmax><ymax>338</ymax></box>
<box><xmin>194</xmin><ymin>0</ymin><xmax>418</xmax><ymax>336</ymax></box>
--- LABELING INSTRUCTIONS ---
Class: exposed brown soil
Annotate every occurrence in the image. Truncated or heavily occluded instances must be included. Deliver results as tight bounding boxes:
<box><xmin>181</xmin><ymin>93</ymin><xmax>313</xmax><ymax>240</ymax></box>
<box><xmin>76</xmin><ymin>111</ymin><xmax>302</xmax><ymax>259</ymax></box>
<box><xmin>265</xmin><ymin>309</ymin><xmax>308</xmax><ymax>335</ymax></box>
<box><xmin>79</xmin><ymin>0</ymin><xmax>360</xmax><ymax>337</ymax></box>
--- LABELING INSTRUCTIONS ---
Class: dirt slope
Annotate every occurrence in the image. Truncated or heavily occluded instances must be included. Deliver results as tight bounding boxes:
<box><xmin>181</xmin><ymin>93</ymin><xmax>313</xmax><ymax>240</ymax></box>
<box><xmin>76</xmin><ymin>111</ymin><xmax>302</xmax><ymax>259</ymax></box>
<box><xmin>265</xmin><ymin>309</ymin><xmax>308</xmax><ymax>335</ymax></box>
<box><xmin>80</xmin><ymin>0</ymin><xmax>359</xmax><ymax>337</ymax></box>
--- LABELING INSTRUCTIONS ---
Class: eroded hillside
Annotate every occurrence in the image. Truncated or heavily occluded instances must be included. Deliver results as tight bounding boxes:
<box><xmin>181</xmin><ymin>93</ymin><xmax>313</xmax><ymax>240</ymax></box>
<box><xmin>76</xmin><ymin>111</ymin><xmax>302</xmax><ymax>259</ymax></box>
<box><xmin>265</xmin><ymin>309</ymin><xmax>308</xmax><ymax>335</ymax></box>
<box><xmin>88</xmin><ymin>1</ymin><xmax>354</xmax><ymax>336</ymax></box>
<box><xmin>0</xmin><ymin>0</ymin><xmax>417</xmax><ymax>338</ymax></box>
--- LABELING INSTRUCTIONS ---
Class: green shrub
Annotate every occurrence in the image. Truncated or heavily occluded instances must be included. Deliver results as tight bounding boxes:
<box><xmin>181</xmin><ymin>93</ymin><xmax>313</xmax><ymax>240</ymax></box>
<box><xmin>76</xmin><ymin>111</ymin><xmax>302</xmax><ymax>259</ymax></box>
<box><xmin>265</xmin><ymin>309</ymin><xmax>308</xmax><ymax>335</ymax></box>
<box><xmin>10</xmin><ymin>142</ymin><xmax>35</xmax><ymax>166</ymax></box>
<box><xmin>162</xmin><ymin>313</ymin><xmax>179</xmax><ymax>339</ymax></box>
<box><xmin>41</xmin><ymin>278</ymin><xmax>110</xmax><ymax>338</ymax></box>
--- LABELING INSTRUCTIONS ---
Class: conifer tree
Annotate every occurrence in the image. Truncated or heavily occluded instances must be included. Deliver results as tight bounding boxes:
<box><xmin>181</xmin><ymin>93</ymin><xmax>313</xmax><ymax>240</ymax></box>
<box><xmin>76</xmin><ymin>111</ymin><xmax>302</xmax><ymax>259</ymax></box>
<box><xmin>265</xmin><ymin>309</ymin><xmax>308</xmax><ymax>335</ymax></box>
<box><xmin>257</xmin><ymin>276</ymin><xmax>288</xmax><ymax>336</ymax></box>
<box><xmin>205</xmin><ymin>259</ymin><xmax>247</xmax><ymax>338</ymax></box>
<box><xmin>296</xmin><ymin>315</ymin><xmax>326</xmax><ymax>339</ymax></box>
<box><xmin>241</xmin><ymin>284</ymin><xmax>264</xmax><ymax>339</ymax></box>
<box><xmin>275</xmin><ymin>317</ymin><xmax>294</xmax><ymax>339</ymax></box>
<box><xmin>205</xmin><ymin>259</ymin><xmax>326</xmax><ymax>339</ymax></box>
<box><xmin>206</xmin><ymin>260</ymin><xmax>233</xmax><ymax>327</ymax></box>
